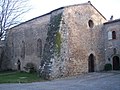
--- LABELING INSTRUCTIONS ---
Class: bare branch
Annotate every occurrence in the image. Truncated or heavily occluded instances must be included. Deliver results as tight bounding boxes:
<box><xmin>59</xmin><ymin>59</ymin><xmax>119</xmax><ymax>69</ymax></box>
<box><xmin>0</xmin><ymin>0</ymin><xmax>30</xmax><ymax>39</ymax></box>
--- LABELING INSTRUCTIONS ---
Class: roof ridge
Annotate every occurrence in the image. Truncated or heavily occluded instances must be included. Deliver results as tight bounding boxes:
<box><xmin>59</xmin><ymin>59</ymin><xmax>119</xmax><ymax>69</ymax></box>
<box><xmin>9</xmin><ymin>1</ymin><xmax>106</xmax><ymax>30</ymax></box>
<box><xmin>88</xmin><ymin>2</ymin><xmax>106</xmax><ymax>20</ymax></box>
<box><xmin>104</xmin><ymin>18</ymin><xmax>120</xmax><ymax>24</ymax></box>
<box><xmin>10</xmin><ymin>1</ymin><xmax>90</xmax><ymax>29</ymax></box>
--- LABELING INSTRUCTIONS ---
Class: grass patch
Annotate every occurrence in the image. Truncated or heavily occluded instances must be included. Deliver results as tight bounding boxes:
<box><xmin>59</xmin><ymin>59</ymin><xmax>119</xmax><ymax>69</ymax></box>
<box><xmin>0</xmin><ymin>71</ymin><xmax>45</xmax><ymax>83</ymax></box>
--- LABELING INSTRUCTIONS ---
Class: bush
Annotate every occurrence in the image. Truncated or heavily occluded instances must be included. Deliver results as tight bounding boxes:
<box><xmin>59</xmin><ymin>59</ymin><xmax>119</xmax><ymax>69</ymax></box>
<box><xmin>104</xmin><ymin>64</ymin><xmax>112</xmax><ymax>71</ymax></box>
<box><xmin>24</xmin><ymin>62</ymin><xmax>36</xmax><ymax>73</ymax></box>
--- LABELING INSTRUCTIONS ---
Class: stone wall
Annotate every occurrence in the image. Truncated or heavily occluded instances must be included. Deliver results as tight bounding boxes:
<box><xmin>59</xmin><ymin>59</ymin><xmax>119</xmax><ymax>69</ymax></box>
<box><xmin>40</xmin><ymin>8</ymin><xmax>64</xmax><ymax>79</ymax></box>
<box><xmin>0</xmin><ymin>41</ymin><xmax>5</xmax><ymax>70</ymax></box>
<box><xmin>104</xmin><ymin>21</ymin><xmax>120</xmax><ymax>68</ymax></box>
<box><xmin>5</xmin><ymin>2</ymin><xmax>108</xmax><ymax>79</ymax></box>
<box><xmin>5</xmin><ymin>14</ymin><xmax>50</xmax><ymax>71</ymax></box>
<box><xmin>62</xmin><ymin>4</ymin><xmax>106</xmax><ymax>76</ymax></box>
<box><xmin>40</xmin><ymin>3</ymin><xmax>106</xmax><ymax>79</ymax></box>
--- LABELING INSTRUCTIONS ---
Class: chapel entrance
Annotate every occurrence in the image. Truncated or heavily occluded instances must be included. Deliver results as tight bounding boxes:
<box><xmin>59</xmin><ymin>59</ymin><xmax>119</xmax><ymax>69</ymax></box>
<box><xmin>113</xmin><ymin>56</ymin><xmax>120</xmax><ymax>70</ymax></box>
<box><xmin>88</xmin><ymin>54</ymin><xmax>94</xmax><ymax>72</ymax></box>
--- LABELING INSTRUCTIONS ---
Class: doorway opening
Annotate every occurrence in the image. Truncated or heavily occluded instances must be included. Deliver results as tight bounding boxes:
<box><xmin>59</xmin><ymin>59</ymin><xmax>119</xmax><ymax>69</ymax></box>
<box><xmin>17</xmin><ymin>59</ymin><xmax>21</xmax><ymax>71</ymax></box>
<box><xmin>88</xmin><ymin>54</ymin><xmax>94</xmax><ymax>72</ymax></box>
<box><xmin>113</xmin><ymin>56</ymin><xmax>120</xmax><ymax>70</ymax></box>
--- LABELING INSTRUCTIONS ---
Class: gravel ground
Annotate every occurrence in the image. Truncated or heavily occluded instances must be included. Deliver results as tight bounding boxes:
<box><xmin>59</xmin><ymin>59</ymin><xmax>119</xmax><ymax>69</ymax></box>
<box><xmin>0</xmin><ymin>71</ymin><xmax>120</xmax><ymax>90</ymax></box>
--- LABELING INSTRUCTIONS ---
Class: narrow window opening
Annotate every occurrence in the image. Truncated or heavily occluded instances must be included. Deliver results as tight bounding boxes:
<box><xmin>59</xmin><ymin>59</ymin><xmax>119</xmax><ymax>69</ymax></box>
<box><xmin>37</xmin><ymin>38</ymin><xmax>42</xmax><ymax>57</ymax></box>
<box><xmin>113</xmin><ymin>48</ymin><xmax>117</xmax><ymax>54</ymax></box>
<box><xmin>112</xmin><ymin>31</ymin><xmax>116</xmax><ymax>39</ymax></box>
<box><xmin>21</xmin><ymin>41</ymin><xmax>25</xmax><ymax>59</ymax></box>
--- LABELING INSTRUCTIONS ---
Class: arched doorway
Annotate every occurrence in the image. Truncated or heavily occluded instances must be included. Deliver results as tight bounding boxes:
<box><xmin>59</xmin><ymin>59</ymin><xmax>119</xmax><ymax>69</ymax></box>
<box><xmin>88</xmin><ymin>54</ymin><xmax>94</xmax><ymax>72</ymax></box>
<box><xmin>113</xmin><ymin>56</ymin><xmax>120</xmax><ymax>70</ymax></box>
<box><xmin>17</xmin><ymin>59</ymin><xmax>21</xmax><ymax>71</ymax></box>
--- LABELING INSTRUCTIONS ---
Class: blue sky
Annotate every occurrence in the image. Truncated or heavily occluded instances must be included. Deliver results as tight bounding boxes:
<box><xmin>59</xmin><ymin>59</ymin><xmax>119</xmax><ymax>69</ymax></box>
<box><xmin>22</xmin><ymin>0</ymin><xmax>120</xmax><ymax>21</ymax></box>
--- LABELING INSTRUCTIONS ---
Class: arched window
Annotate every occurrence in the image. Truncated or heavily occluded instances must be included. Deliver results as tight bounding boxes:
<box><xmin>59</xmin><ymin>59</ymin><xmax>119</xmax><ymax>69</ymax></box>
<box><xmin>21</xmin><ymin>41</ymin><xmax>25</xmax><ymax>59</ymax></box>
<box><xmin>112</xmin><ymin>31</ymin><xmax>116</xmax><ymax>39</ymax></box>
<box><xmin>37</xmin><ymin>38</ymin><xmax>42</xmax><ymax>57</ymax></box>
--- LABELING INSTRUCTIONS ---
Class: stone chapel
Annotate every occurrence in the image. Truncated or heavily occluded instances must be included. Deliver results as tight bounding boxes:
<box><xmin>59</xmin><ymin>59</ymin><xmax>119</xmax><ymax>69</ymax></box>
<box><xmin>0</xmin><ymin>1</ymin><xmax>119</xmax><ymax>79</ymax></box>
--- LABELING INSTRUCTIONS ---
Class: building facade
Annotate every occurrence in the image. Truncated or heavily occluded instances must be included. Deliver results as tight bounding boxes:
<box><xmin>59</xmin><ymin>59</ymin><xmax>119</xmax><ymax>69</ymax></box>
<box><xmin>104</xmin><ymin>19</ymin><xmax>120</xmax><ymax>70</ymax></box>
<box><xmin>0</xmin><ymin>1</ymin><xmax>119</xmax><ymax>79</ymax></box>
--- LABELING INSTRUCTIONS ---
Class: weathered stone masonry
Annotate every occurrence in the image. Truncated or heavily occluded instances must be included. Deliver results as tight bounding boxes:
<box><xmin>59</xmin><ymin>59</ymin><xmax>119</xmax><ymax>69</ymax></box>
<box><xmin>40</xmin><ymin>9</ymin><xmax>64</xmax><ymax>79</ymax></box>
<box><xmin>4</xmin><ymin>14</ymin><xmax>50</xmax><ymax>70</ymax></box>
<box><xmin>0</xmin><ymin>1</ymin><xmax>120</xmax><ymax>79</ymax></box>
<box><xmin>40</xmin><ymin>3</ymin><xmax>107</xmax><ymax>79</ymax></box>
<box><xmin>104</xmin><ymin>20</ymin><xmax>120</xmax><ymax>70</ymax></box>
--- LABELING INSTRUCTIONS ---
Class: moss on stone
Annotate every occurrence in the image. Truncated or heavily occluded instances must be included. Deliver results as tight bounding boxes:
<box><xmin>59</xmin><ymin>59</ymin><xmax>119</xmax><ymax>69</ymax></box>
<box><xmin>55</xmin><ymin>32</ymin><xmax>61</xmax><ymax>54</ymax></box>
<box><xmin>49</xmin><ymin>13</ymin><xmax>62</xmax><ymax>55</ymax></box>
<box><xmin>41</xmin><ymin>13</ymin><xmax>63</xmax><ymax>77</ymax></box>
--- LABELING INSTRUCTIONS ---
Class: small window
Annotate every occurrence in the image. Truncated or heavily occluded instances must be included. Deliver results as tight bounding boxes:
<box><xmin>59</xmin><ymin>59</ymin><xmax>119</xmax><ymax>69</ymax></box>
<box><xmin>113</xmin><ymin>48</ymin><xmax>117</xmax><ymax>54</ymax></box>
<box><xmin>88</xmin><ymin>20</ymin><xmax>94</xmax><ymax>28</ymax></box>
<box><xmin>108</xmin><ymin>58</ymin><xmax>110</xmax><ymax>61</ymax></box>
<box><xmin>112</xmin><ymin>31</ymin><xmax>116</xmax><ymax>39</ymax></box>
